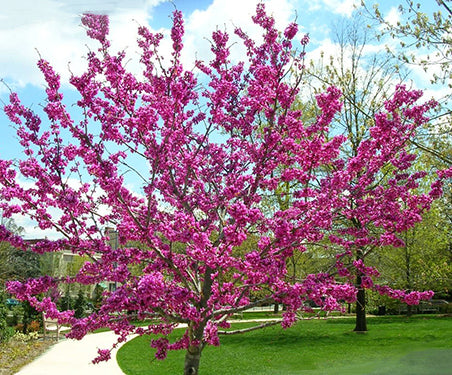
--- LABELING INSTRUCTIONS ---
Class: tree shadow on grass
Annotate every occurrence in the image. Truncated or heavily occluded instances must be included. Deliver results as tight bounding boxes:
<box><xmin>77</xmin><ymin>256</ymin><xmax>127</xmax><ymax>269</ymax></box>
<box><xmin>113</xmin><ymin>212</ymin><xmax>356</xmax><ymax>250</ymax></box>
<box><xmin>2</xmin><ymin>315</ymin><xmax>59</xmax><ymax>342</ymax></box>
<box><xmin>367</xmin><ymin>349</ymin><xmax>452</xmax><ymax>375</ymax></box>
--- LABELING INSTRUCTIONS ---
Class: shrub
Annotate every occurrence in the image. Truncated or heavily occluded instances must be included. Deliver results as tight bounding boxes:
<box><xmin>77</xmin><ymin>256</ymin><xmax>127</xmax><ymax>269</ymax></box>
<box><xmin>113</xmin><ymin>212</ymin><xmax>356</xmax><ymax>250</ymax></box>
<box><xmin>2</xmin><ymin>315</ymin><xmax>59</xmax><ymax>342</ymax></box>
<box><xmin>21</xmin><ymin>302</ymin><xmax>39</xmax><ymax>334</ymax></box>
<box><xmin>58</xmin><ymin>287</ymin><xmax>74</xmax><ymax>312</ymax></box>
<box><xmin>6</xmin><ymin>305</ymin><xmax>22</xmax><ymax>326</ymax></box>
<box><xmin>12</xmin><ymin>331</ymin><xmax>39</xmax><ymax>342</ymax></box>
<box><xmin>74</xmin><ymin>288</ymin><xmax>88</xmax><ymax>318</ymax></box>
<box><xmin>0</xmin><ymin>290</ymin><xmax>13</xmax><ymax>343</ymax></box>
<box><xmin>28</xmin><ymin>320</ymin><xmax>40</xmax><ymax>332</ymax></box>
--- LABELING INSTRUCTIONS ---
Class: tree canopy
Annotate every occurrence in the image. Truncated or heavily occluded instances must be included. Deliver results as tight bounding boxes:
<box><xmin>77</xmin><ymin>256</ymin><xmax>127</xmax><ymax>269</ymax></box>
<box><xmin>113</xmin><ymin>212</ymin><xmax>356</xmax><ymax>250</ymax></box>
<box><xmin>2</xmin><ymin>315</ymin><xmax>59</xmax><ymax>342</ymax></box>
<box><xmin>0</xmin><ymin>5</ymin><xmax>450</xmax><ymax>374</ymax></box>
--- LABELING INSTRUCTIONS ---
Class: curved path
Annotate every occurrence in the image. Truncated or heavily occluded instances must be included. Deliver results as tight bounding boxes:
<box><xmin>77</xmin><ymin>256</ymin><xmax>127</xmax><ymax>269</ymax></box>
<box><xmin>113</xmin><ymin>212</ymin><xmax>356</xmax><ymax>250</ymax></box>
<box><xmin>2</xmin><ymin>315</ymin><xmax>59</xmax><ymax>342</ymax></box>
<box><xmin>16</xmin><ymin>331</ymin><xmax>129</xmax><ymax>375</ymax></box>
<box><xmin>15</xmin><ymin>318</ymin><xmax>279</xmax><ymax>374</ymax></box>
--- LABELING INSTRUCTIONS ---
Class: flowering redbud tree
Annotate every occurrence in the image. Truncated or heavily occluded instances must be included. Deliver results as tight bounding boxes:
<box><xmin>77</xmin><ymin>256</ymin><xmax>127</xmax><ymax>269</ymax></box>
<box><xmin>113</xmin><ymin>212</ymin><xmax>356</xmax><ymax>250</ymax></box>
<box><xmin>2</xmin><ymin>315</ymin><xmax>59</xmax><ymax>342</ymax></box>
<box><xmin>0</xmin><ymin>5</ymin><xmax>448</xmax><ymax>375</ymax></box>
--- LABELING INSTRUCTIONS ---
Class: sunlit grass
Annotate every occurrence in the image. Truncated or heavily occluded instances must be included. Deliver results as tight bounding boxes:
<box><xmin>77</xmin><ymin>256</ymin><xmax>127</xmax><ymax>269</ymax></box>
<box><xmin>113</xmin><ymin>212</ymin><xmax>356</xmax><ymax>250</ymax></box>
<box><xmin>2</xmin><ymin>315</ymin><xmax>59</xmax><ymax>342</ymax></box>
<box><xmin>117</xmin><ymin>315</ymin><xmax>452</xmax><ymax>375</ymax></box>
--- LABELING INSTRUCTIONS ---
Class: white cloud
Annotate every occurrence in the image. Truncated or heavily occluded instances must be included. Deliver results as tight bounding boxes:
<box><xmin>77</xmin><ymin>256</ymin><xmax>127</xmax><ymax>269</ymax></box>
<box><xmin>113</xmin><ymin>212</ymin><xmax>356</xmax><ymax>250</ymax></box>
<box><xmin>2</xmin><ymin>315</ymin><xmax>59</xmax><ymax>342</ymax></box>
<box><xmin>306</xmin><ymin>38</ymin><xmax>341</xmax><ymax>65</ymax></box>
<box><xmin>0</xmin><ymin>0</ymin><xmax>300</xmax><ymax>90</ymax></box>
<box><xmin>315</xmin><ymin>0</ymin><xmax>362</xmax><ymax>18</ymax></box>
<box><xmin>9</xmin><ymin>175</ymin><xmax>116</xmax><ymax>240</ymax></box>
<box><xmin>384</xmin><ymin>6</ymin><xmax>401</xmax><ymax>27</ymax></box>
<box><xmin>182</xmin><ymin>0</ymin><xmax>297</xmax><ymax>68</ymax></box>
<box><xmin>0</xmin><ymin>0</ymin><xmax>163</xmax><ymax>89</ymax></box>
<box><xmin>304</xmin><ymin>34</ymin><xmax>408</xmax><ymax>108</ymax></box>
<box><xmin>406</xmin><ymin>58</ymin><xmax>451</xmax><ymax>103</ymax></box>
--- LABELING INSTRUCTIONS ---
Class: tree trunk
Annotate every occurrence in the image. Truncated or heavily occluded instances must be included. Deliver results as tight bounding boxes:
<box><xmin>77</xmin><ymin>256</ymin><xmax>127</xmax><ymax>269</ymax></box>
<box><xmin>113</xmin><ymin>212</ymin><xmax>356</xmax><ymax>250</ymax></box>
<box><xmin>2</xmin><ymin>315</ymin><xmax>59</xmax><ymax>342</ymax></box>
<box><xmin>404</xmin><ymin>230</ymin><xmax>413</xmax><ymax>317</ymax></box>
<box><xmin>273</xmin><ymin>303</ymin><xmax>279</xmax><ymax>314</ymax></box>
<box><xmin>354</xmin><ymin>273</ymin><xmax>367</xmax><ymax>332</ymax></box>
<box><xmin>184</xmin><ymin>345</ymin><xmax>202</xmax><ymax>375</ymax></box>
<box><xmin>183</xmin><ymin>265</ymin><xmax>212</xmax><ymax>374</ymax></box>
<box><xmin>406</xmin><ymin>304</ymin><xmax>413</xmax><ymax>317</ymax></box>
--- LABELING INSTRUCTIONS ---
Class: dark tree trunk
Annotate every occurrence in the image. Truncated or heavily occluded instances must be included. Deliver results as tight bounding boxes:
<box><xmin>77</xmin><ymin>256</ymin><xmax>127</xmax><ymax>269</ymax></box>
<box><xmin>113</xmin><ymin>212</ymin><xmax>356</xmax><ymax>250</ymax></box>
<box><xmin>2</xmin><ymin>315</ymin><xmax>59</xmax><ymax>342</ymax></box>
<box><xmin>406</xmin><ymin>304</ymin><xmax>413</xmax><ymax>317</ymax></box>
<box><xmin>354</xmin><ymin>273</ymin><xmax>367</xmax><ymax>332</ymax></box>
<box><xmin>184</xmin><ymin>345</ymin><xmax>202</xmax><ymax>375</ymax></box>
<box><xmin>404</xmin><ymin>232</ymin><xmax>413</xmax><ymax>317</ymax></box>
<box><xmin>273</xmin><ymin>303</ymin><xmax>279</xmax><ymax>314</ymax></box>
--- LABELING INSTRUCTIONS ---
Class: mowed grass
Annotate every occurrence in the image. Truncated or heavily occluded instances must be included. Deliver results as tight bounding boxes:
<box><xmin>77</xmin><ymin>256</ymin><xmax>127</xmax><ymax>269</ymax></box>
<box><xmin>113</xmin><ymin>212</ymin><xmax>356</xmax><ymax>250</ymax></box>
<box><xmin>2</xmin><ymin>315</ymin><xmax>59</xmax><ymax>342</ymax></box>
<box><xmin>117</xmin><ymin>315</ymin><xmax>452</xmax><ymax>375</ymax></box>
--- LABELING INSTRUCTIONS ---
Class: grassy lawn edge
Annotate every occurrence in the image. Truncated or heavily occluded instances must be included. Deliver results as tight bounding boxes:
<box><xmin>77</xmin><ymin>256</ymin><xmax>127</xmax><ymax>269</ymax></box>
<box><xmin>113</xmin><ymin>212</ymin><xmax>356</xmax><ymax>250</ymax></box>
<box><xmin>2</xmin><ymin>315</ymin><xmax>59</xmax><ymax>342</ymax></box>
<box><xmin>117</xmin><ymin>315</ymin><xmax>452</xmax><ymax>375</ymax></box>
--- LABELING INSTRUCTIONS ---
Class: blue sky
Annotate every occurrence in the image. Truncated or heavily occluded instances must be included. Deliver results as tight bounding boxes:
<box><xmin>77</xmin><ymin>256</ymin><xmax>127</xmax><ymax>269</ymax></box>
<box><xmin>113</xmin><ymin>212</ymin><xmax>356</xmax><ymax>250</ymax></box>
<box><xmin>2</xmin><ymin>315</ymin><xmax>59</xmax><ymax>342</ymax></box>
<box><xmin>0</xmin><ymin>0</ymin><xmax>415</xmax><ymax>91</ymax></box>
<box><xmin>0</xmin><ymin>0</ymin><xmax>443</xmax><ymax>237</ymax></box>
<box><xmin>0</xmin><ymin>0</ymin><xmax>362</xmax><ymax>158</ymax></box>
<box><xmin>0</xmin><ymin>0</ymin><xmax>441</xmax><ymax>100</ymax></box>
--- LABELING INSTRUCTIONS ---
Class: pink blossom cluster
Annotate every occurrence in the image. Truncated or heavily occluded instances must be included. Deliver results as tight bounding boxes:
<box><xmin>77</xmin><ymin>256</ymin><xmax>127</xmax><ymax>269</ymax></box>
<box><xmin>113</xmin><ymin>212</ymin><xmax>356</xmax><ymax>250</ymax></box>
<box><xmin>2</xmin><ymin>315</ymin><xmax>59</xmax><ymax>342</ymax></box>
<box><xmin>375</xmin><ymin>285</ymin><xmax>434</xmax><ymax>305</ymax></box>
<box><xmin>353</xmin><ymin>259</ymin><xmax>380</xmax><ymax>278</ymax></box>
<box><xmin>81</xmin><ymin>14</ymin><xmax>110</xmax><ymax>47</ymax></box>
<box><xmin>0</xmin><ymin>4</ymin><xmax>446</xmax><ymax>364</ymax></box>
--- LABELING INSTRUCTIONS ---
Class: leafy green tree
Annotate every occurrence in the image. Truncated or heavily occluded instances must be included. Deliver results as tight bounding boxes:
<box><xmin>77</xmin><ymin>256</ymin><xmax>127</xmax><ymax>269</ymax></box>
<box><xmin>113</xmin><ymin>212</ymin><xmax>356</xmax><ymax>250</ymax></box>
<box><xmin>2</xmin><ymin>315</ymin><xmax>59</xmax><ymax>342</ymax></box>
<box><xmin>371</xmin><ymin>203</ymin><xmax>451</xmax><ymax>313</ymax></box>
<box><xmin>368</xmin><ymin>0</ymin><xmax>452</xmax><ymax>88</ymax></box>
<box><xmin>74</xmin><ymin>287</ymin><xmax>88</xmax><ymax>318</ymax></box>
<box><xmin>0</xmin><ymin>216</ymin><xmax>40</xmax><ymax>284</ymax></box>
<box><xmin>59</xmin><ymin>285</ymin><xmax>74</xmax><ymax>312</ymax></box>
<box><xmin>0</xmin><ymin>289</ymin><xmax>13</xmax><ymax>342</ymax></box>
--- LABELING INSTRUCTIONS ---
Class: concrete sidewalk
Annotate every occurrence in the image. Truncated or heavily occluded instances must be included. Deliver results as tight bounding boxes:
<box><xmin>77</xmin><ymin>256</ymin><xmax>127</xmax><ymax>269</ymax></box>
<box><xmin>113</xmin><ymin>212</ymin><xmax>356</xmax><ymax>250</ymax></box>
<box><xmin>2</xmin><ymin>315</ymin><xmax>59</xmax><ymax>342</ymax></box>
<box><xmin>16</xmin><ymin>331</ymin><xmax>130</xmax><ymax>375</ymax></box>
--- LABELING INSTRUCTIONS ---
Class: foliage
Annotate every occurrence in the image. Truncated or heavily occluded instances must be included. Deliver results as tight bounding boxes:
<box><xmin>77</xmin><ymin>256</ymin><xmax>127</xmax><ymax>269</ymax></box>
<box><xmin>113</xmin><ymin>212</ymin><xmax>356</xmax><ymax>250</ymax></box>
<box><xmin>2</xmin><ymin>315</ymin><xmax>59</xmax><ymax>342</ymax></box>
<box><xmin>7</xmin><ymin>305</ymin><xmax>21</xmax><ymax>327</ymax></box>
<box><xmin>372</xmin><ymin>204</ymin><xmax>451</xmax><ymax>295</ymax></box>
<box><xmin>0</xmin><ymin>289</ymin><xmax>14</xmax><ymax>343</ymax></box>
<box><xmin>368</xmin><ymin>0</ymin><xmax>452</xmax><ymax>88</ymax></box>
<box><xmin>91</xmin><ymin>284</ymin><xmax>104</xmax><ymax>311</ymax></box>
<box><xmin>20</xmin><ymin>301</ymin><xmax>40</xmax><ymax>334</ymax></box>
<box><xmin>0</xmin><ymin>216</ymin><xmax>41</xmax><ymax>285</ymax></box>
<box><xmin>364</xmin><ymin>0</ymin><xmax>452</xmax><ymax>167</ymax></box>
<box><xmin>0</xmin><ymin>5</ymin><xmax>450</xmax><ymax>374</ymax></box>
<box><xmin>12</xmin><ymin>331</ymin><xmax>39</xmax><ymax>342</ymax></box>
<box><xmin>58</xmin><ymin>286</ymin><xmax>74</xmax><ymax>312</ymax></box>
<box><xmin>74</xmin><ymin>287</ymin><xmax>88</xmax><ymax>318</ymax></box>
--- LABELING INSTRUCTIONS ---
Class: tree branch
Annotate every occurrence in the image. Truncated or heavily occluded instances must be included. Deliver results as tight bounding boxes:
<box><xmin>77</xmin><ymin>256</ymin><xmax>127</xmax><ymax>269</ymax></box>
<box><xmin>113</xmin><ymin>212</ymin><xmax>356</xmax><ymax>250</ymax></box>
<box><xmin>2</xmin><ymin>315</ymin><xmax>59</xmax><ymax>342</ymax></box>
<box><xmin>218</xmin><ymin>320</ymin><xmax>281</xmax><ymax>335</ymax></box>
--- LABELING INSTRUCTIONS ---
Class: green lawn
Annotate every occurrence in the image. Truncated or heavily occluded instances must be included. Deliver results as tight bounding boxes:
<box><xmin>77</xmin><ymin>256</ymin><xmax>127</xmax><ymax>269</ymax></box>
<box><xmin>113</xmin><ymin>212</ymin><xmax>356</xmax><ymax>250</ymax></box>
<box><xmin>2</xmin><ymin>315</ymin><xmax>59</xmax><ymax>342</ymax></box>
<box><xmin>117</xmin><ymin>315</ymin><xmax>452</xmax><ymax>375</ymax></box>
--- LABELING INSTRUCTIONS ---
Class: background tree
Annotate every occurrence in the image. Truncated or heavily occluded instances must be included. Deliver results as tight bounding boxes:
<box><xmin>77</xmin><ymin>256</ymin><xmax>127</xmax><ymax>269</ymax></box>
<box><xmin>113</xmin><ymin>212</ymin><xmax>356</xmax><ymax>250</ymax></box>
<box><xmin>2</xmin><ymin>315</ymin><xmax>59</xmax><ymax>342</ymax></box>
<box><xmin>0</xmin><ymin>216</ymin><xmax>41</xmax><ymax>284</ymax></box>
<box><xmin>371</xmin><ymin>151</ymin><xmax>452</xmax><ymax>309</ymax></box>
<box><xmin>0</xmin><ymin>289</ymin><xmax>13</xmax><ymax>343</ymax></box>
<box><xmin>302</xmin><ymin>13</ymin><xmax>411</xmax><ymax>331</ymax></box>
<box><xmin>370</xmin><ymin>0</ymin><xmax>452</xmax><ymax>305</ymax></box>
<box><xmin>0</xmin><ymin>215</ymin><xmax>42</xmax><ymax>334</ymax></box>
<box><xmin>379</xmin><ymin>204</ymin><xmax>451</xmax><ymax>297</ymax></box>
<box><xmin>368</xmin><ymin>0</ymin><xmax>452</xmax><ymax>88</ymax></box>
<box><xmin>74</xmin><ymin>287</ymin><xmax>89</xmax><ymax>318</ymax></box>
<box><xmin>364</xmin><ymin>0</ymin><xmax>452</xmax><ymax>167</ymax></box>
<box><xmin>0</xmin><ymin>6</ymin><xmax>445</xmax><ymax>374</ymax></box>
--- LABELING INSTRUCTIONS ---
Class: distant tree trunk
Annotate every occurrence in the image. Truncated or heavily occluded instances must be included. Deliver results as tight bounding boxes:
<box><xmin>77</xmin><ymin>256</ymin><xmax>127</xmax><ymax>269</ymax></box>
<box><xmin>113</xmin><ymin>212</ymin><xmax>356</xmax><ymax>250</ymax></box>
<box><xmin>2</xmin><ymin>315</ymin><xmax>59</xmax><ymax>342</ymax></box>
<box><xmin>274</xmin><ymin>303</ymin><xmax>279</xmax><ymax>314</ymax></box>
<box><xmin>405</xmin><ymin>229</ymin><xmax>413</xmax><ymax>317</ymax></box>
<box><xmin>406</xmin><ymin>304</ymin><xmax>413</xmax><ymax>317</ymax></box>
<box><xmin>354</xmin><ymin>273</ymin><xmax>367</xmax><ymax>332</ymax></box>
<box><xmin>354</xmin><ymin>247</ymin><xmax>368</xmax><ymax>332</ymax></box>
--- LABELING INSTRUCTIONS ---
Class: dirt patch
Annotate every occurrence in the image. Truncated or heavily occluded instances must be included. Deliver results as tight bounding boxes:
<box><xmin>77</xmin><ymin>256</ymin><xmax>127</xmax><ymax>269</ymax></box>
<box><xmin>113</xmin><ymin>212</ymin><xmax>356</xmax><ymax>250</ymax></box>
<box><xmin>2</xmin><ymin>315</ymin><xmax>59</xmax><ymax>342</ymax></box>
<box><xmin>0</xmin><ymin>339</ymin><xmax>55</xmax><ymax>375</ymax></box>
